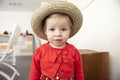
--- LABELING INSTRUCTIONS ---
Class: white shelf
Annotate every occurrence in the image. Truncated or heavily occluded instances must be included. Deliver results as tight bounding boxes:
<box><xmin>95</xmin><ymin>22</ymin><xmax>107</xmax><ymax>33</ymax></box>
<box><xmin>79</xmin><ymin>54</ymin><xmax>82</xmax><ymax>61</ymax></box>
<box><xmin>14</xmin><ymin>45</ymin><xmax>33</xmax><ymax>56</ymax></box>
<box><xmin>15</xmin><ymin>52</ymin><xmax>33</xmax><ymax>56</ymax></box>
<box><xmin>14</xmin><ymin>35</ymin><xmax>34</xmax><ymax>56</ymax></box>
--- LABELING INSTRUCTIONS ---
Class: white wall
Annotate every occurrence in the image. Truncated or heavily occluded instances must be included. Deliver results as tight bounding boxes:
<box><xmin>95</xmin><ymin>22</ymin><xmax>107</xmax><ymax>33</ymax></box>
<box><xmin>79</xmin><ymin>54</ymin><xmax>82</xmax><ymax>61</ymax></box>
<box><xmin>69</xmin><ymin>0</ymin><xmax>120</xmax><ymax>80</ymax></box>
<box><xmin>0</xmin><ymin>0</ymin><xmax>120</xmax><ymax>80</ymax></box>
<box><xmin>73</xmin><ymin>0</ymin><xmax>120</xmax><ymax>80</ymax></box>
<box><xmin>0</xmin><ymin>11</ymin><xmax>33</xmax><ymax>34</ymax></box>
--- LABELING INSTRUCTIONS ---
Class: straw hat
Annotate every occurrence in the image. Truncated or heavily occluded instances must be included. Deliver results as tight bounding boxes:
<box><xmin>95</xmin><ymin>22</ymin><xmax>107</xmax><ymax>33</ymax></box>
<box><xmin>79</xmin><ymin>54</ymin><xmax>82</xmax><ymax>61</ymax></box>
<box><xmin>31</xmin><ymin>1</ymin><xmax>83</xmax><ymax>40</ymax></box>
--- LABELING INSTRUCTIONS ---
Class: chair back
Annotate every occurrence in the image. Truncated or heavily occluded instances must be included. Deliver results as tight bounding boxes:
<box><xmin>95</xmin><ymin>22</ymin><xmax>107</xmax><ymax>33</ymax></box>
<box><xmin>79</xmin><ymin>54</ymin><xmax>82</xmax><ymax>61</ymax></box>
<box><xmin>7</xmin><ymin>24</ymin><xmax>21</xmax><ymax>49</ymax></box>
<box><xmin>0</xmin><ymin>24</ymin><xmax>21</xmax><ymax>62</ymax></box>
<box><xmin>0</xmin><ymin>25</ymin><xmax>21</xmax><ymax>79</ymax></box>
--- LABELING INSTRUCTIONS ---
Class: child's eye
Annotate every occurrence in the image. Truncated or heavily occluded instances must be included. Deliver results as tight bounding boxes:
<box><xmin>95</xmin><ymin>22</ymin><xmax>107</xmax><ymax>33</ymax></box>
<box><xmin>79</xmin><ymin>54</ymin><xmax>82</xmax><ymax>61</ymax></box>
<box><xmin>61</xmin><ymin>28</ymin><xmax>67</xmax><ymax>31</ymax></box>
<box><xmin>49</xmin><ymin>28</ymin><xmax>55</xmax><ymax>31</ymax></box>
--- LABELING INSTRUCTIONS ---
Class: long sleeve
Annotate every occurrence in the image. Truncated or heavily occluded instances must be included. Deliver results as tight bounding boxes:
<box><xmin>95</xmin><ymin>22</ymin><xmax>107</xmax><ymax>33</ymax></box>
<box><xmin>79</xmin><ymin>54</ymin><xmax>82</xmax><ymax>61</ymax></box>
<box><xmin>29</xmin><ymin>49</ymin><xmax>41</xmax><ymax>80</ymax></box>
<box><xmin>74</xmin><ymin>50</ymin><xmax>84</xmax><ymax>80</ymax></box>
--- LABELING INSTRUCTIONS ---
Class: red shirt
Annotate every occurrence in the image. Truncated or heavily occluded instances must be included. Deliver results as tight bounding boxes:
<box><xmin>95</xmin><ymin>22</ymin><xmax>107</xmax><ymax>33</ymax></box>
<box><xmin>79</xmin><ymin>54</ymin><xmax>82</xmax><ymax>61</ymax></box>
<box><xmin>29</xmin><ymin>42</ymin><xmax>84</xmax><ymax>80</ymax></box>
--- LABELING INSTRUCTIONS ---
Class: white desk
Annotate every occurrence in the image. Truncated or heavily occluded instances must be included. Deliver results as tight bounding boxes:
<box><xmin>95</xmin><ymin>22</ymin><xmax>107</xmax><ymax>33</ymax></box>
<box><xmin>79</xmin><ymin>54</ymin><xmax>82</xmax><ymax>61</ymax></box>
<box><xmin>0</xmin><ymin>34</ymin><xmax>34</xmax><ymax>56</ymax></box>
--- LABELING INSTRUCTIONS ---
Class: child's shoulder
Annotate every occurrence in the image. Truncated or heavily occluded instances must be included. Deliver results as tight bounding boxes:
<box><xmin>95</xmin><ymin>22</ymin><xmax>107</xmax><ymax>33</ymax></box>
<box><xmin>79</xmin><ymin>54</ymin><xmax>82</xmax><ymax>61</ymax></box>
<box><xmin>67</xmin><ymin>43</ymin><xmax>77</xmax><ymax>50</ymax></box>
<box><xmin>66</xmin><ymin>43</ymin><xmax>80</xmax><ymax>57</ymax></box>
<box><xmin>36</xmin><ymin>43</ymin><xmax>48</xmax><ymax>50</ymax></box>
<box><xmin>66</xmin><ymin>43</ymin><xmax>79</xmax><ymax>53</ymax></box>
<box><xmin>33</xmin><ymin>43</ymin><xmax>48</xmax><ymax>56</ymax></box>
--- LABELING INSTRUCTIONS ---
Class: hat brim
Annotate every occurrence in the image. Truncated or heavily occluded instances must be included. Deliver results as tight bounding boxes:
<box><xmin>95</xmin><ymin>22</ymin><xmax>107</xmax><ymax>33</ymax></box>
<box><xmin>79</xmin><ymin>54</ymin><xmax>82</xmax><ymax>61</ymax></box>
<box><xmin>31</xmin><ymin>1</ymin><xmax>83</xmax><ymax>40</ymax></box>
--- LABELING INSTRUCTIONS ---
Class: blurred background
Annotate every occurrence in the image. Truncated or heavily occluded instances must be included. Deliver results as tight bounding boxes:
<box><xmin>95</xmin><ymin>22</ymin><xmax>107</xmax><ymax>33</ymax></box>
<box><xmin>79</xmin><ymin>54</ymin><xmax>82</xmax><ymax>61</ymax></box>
<box><xmin>0</xmin><ymin>0</ymin><xmax>120</xmax><ymax>80</ymax></box>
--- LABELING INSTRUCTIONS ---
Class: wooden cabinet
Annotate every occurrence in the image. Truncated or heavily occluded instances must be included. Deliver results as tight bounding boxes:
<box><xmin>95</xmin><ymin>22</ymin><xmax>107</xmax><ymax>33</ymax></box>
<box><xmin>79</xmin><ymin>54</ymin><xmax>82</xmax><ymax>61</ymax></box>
<box><xmin>79</xmin><ymin>49</ymin><xmax>110</xmax><ymax>80</ymax></box>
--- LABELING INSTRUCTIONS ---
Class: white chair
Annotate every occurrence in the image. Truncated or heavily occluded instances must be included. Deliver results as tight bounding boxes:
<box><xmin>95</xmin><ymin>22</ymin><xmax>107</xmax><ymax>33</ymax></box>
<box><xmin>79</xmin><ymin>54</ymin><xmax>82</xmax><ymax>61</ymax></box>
<box><xmin>0</xmin><ymin>24</ymin><xmax>20</xmax><ymax>80</ymax></box>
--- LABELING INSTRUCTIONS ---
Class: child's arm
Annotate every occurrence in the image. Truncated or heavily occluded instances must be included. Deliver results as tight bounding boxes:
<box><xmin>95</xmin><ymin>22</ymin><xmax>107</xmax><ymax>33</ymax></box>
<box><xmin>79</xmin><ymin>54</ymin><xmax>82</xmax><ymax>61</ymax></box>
<box><xmin>29</xmin><ymin>49</ymin><xmax>41</xmax><ymax>80</ymax></box>
<box><xmin>74</xmin><ymin>50</ymin><xmax>84</xmax><ymax>80</ymax></box>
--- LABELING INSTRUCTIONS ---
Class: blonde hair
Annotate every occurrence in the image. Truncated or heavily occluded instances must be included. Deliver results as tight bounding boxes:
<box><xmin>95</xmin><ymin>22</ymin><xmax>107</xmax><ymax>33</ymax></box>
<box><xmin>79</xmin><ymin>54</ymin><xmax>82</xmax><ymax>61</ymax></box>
<box><xmin>42</xmin><ymin>13</ymin><xmax>73</xmax><ymax>31</ymax></box>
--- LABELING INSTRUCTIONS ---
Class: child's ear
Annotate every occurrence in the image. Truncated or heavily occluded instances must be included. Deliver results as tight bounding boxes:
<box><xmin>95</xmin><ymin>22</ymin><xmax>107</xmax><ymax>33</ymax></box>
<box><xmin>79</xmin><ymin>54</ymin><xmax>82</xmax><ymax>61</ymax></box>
<box><xmin>44</xmin><ymin>31</ymin><xmax>47</xmax><ymax>35</ymax></box>
<box><xmin>44</xmin><ymin>29</ymin><xmax>47</xmax><ymax>35</ymax></box>
<box><xmin>43</xmin><ymin>26</ymin><xmax>46</xmax><ymax>34</ymax></box>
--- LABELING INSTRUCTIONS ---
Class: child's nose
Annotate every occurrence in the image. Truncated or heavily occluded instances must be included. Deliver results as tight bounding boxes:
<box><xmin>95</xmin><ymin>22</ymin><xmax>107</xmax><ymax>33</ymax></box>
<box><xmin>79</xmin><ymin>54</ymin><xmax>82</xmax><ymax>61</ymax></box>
<box><xmin>55</xmin><ymin>30</ymin><xmax>61</xmax><ymax>36</ymax></box>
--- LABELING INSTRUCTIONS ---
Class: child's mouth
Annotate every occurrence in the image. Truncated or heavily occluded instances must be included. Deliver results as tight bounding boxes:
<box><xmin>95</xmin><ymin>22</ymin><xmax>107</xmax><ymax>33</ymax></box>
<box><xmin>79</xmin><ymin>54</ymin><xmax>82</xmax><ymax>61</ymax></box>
<box><xmin>54</xmin><ymin>39</ymin><xmax>62</xmax><ymax>43</ymax></box>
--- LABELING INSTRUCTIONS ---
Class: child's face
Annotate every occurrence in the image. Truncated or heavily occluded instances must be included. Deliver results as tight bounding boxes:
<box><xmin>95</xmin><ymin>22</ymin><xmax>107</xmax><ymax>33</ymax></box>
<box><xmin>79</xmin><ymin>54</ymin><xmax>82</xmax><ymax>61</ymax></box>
<box><xmin>44</xmin><ymin>14</ymin><xmax>71</xmax><ymax>48</ymax></box>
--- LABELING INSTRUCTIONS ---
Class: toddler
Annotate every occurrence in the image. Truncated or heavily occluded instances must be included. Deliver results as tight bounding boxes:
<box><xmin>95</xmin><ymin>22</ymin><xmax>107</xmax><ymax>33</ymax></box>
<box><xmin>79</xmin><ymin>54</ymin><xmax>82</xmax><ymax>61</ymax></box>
<box><xmin>29</xmin><ymin>1</ymin><xmax>84</xmax><ymax>80</ymax></box>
